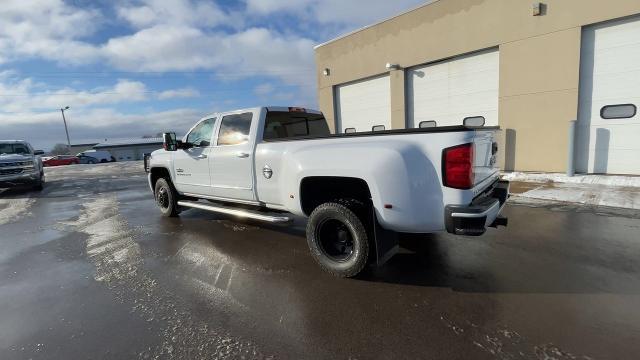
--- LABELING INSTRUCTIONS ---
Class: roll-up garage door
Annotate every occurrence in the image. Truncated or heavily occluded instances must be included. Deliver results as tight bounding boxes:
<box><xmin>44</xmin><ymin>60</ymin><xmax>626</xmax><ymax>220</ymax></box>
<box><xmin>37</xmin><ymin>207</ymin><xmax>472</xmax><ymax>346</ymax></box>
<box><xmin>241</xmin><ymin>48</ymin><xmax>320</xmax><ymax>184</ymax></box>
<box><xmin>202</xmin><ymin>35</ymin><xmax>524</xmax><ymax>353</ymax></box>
<box><xmin>407</xmin><ymin>48</ymin><xmax>499</xmax><ymax>128</ymax></box>
<box><xmin>576</xmin><ymin>16</ymin><xmax>640</xmax><ymax>175</ymax></box>
<box><xmin>335</xmin><ymin>75</ymin><xmax>391</xmax><ymax>133</ymax></box>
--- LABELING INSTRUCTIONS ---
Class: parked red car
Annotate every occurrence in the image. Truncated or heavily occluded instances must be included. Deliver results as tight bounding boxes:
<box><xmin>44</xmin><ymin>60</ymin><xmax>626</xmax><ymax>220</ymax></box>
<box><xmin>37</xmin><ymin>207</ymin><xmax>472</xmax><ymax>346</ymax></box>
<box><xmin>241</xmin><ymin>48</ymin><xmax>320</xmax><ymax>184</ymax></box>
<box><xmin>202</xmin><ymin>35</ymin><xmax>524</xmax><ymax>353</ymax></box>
<box><xmin>43</xmin><ymin>155</ymin><xmax>79</xmax><ymax>167</ymax></box>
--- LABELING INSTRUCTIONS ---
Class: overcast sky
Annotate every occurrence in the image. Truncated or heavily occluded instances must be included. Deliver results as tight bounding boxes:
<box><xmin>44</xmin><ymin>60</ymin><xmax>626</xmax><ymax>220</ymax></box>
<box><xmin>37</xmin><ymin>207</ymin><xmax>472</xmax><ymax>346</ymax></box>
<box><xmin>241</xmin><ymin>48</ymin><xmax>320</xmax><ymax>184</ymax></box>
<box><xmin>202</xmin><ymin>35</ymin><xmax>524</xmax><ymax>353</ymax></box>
<box><xmin>0</xmin><ymin>0</ymin><xmax>426</xmax><ymax>150</ymax></box>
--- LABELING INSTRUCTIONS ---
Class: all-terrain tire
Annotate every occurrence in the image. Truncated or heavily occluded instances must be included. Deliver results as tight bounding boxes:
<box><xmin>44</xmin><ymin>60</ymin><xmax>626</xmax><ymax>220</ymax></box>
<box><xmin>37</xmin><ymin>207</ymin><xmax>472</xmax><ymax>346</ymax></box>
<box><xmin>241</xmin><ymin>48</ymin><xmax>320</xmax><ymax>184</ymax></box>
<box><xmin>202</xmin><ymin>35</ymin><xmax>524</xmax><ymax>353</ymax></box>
<box><xmin>154</xmin><ymin>178</ymin><xmax>181</xmax><ymax>217</ymax></box>
<box><xmin>306</xmin><ymin>202</ymin><xmax>370</xmax><ymax>278</ymax></box>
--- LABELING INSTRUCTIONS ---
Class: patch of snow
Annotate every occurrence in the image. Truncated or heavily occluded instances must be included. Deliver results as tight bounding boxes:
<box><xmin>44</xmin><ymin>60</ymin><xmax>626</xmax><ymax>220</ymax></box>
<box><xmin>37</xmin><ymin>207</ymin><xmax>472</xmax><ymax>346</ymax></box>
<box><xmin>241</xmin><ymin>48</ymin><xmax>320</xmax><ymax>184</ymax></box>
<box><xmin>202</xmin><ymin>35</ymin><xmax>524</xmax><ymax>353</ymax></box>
<box><xmin>0</xmin><ymin>197</ymin><xmax>36</xmax><ymax>225</ymax></box>
<box><xmin>502</xmin><ymin>172</ymin><xmax>640</xmax><ymax>188</ymax></box>
<box><xmin>510</xmin><ymin>183</ymin><xmax>640</xmax><ymax>210</ymax></box>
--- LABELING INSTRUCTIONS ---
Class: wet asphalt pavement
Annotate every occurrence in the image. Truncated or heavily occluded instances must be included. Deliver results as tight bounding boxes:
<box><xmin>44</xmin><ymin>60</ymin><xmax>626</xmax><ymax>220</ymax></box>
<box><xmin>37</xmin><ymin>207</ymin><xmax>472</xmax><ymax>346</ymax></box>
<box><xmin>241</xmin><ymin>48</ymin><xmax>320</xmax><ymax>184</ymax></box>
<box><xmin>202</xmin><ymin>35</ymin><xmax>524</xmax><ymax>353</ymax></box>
<box><xmin>1</xmin><ymin>163</ymin><xmax>640</xmax><ymax>360</ymax></box>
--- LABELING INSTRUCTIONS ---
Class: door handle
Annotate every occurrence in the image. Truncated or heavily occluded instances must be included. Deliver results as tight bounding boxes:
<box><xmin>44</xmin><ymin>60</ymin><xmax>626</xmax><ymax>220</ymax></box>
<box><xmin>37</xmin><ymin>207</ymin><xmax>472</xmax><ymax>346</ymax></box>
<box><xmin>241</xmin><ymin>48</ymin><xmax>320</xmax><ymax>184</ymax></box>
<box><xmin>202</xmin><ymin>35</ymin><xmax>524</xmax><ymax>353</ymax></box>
<box><xmin>236</xmin><ymin>152</ymin><xmax>250</xmax><ymax>158</ymax></box>
<box><xmin>196</xmin><ymin>154</ymin><xmax>207</xmax><ymax>159</ymax></box>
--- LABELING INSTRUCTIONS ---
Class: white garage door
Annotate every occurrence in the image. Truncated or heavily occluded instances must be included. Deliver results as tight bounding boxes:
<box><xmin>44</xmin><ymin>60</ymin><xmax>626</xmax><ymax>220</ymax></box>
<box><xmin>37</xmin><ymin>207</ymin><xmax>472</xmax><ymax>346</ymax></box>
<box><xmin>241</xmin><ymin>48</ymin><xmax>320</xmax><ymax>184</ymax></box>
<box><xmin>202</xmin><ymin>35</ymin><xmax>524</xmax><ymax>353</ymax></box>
<box><xmin>576</xmin><ymin>16</ymin><xmax>640</xmax><ymax>175</ymax></box>
<box><xmin>407</xmin><ymin>48</ymin><xmax>499</xmax><ymax>128</ymax></box>
<box><xmin>335</xmin><ymin>75</ymin><xmax>391</xmax><ymax>133</ymax></box>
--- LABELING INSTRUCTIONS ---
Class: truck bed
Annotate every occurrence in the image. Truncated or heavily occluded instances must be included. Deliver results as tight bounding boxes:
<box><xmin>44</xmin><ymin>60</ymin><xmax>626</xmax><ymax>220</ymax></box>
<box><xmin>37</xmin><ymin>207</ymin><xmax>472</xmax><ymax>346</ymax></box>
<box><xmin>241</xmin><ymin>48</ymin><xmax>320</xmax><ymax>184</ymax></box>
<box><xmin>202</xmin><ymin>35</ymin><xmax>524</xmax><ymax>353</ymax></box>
<box><xmin>261</xmin><ymin>125</ymin><xmax>500</xmax><ymax>143</ymax></box>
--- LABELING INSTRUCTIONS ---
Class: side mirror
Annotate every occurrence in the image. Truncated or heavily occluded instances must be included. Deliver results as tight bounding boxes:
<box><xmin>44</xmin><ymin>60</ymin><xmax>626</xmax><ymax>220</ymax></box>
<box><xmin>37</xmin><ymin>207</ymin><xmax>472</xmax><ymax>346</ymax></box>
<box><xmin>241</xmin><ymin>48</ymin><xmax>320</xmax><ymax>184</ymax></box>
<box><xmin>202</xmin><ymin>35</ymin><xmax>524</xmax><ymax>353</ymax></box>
<box><xmin>463</xmin><ymin>116</ymin><xmax>486</xmax><ymax>127</ymax></box>
<box><xmin>163</xmin><ymin>132</ymin><xmax>178</xmax><ymax>151</ymax></box>
<box><xmin>34</xmin><ymin>150</ymin><xmax>45</xmax><ymax>155</ymax></box>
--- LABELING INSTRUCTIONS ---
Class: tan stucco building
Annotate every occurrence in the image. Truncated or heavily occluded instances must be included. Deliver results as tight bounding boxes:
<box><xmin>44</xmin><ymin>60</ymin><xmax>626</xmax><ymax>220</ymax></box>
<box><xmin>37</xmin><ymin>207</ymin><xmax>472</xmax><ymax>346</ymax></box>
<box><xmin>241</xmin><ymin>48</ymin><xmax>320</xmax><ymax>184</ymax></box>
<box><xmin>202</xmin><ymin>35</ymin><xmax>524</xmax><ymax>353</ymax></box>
<box><xmin>315</xmin><ymin>0</ymin><xmax>640</xmax><ymax>174</ymax></box>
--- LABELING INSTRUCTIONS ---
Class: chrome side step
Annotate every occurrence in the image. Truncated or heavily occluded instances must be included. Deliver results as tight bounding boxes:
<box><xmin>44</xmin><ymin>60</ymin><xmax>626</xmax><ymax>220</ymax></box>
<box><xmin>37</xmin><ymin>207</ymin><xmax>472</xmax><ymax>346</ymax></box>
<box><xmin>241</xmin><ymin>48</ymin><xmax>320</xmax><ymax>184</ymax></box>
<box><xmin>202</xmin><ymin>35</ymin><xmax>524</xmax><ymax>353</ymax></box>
<box><xmin>177</xmin><ymin>200</ymin><xmax>292</xmax><ymax>223</ymax></box>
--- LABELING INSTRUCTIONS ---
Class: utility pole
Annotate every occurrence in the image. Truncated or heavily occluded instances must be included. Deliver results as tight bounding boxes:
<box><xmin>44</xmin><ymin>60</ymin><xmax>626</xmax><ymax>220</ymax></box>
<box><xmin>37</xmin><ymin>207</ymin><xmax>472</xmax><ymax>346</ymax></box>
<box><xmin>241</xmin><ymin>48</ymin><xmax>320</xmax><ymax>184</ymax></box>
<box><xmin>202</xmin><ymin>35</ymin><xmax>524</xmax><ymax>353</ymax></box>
<box><xmin>60</xmin><ymin>106</ymin><xmax>71</xmax><ymax>154</ymax></box>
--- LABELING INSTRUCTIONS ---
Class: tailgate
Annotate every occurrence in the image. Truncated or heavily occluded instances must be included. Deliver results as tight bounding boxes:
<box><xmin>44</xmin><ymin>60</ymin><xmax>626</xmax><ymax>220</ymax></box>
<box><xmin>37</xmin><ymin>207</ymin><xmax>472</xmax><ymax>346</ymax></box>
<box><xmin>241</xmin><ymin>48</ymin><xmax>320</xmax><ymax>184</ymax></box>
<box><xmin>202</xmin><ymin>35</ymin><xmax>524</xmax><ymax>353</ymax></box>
<box><xmin>472</xmin><ymin>129</ymin><xmax>500</xmax><ymax>186</ymax></box>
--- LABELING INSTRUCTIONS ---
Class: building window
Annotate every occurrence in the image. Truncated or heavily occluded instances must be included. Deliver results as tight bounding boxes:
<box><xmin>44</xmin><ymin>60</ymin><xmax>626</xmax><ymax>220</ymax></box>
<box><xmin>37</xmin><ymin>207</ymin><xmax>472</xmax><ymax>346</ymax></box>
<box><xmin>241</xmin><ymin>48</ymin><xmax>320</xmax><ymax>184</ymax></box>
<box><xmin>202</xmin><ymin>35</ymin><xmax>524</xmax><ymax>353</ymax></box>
<box><xmin>600</xmin><ymin>104</ymin><xmax>636</xmax><ymax>119</ymax></box>
<box><xmin>419</xmin><ymin>120</ymin><xmax>437</xmax><ymax>128</ymax></box>
<box><xmin>463</xmin><ymin>116</ymin><xmax>486</xmax><ymax>127</ymax></box>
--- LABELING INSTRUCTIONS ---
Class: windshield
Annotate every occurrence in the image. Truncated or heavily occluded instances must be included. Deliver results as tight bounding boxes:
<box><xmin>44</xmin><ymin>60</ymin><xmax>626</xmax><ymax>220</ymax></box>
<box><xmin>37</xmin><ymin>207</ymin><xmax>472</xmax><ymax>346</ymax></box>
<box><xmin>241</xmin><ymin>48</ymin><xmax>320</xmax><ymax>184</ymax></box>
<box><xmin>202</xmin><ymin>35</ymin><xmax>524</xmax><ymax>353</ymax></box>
<box><xmin>0</xmin><ymin>143</ymin><xmax>31</xmax><ymax>155</ymax></box>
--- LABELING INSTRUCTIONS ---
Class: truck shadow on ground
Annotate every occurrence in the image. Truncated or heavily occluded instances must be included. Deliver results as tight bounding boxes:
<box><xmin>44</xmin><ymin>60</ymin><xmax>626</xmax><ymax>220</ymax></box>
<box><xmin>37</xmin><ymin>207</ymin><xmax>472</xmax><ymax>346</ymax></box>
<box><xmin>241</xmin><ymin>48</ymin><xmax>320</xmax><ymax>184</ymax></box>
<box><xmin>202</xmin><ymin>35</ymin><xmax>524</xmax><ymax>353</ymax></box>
<box><xmin>357</xmin><ymin>233</ymin><xmax>639</xmax><ymax>295</ymax></box>
<box><xmin>212</xmin><ymin>217</ymin><xmax>638</xmax><ymax>295</ymax></box>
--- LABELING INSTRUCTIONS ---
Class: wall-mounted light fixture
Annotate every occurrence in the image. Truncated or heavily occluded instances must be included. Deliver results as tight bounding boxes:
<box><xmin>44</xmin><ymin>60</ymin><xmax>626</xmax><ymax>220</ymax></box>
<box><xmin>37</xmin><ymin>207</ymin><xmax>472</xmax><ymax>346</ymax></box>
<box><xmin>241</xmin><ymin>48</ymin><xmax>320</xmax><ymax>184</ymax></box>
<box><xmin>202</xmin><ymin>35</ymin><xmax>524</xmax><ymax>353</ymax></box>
<box><xmin>323</xmin><ymin>68</ymin><xmax>330</xmax><ymax>76</ymax></box>
<box><xmin>532</xmin><ymin>2</ymin><xmax>544</xmax><ymax>16</ymax></box>
<box><xmin>386</xmin><ymin>63</ymin><xmax>401</xmax><ymax>70</ymax></box>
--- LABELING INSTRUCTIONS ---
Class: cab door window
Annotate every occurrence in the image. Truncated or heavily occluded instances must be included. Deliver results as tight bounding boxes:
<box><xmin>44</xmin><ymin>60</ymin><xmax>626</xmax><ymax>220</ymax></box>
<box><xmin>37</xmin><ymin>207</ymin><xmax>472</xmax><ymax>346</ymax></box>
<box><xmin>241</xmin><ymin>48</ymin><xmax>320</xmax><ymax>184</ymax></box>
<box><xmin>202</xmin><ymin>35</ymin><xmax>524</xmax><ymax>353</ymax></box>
<box><xmin>217</xmin><ymin>113</ymin><xmax>253</xmax><ymax>146</ymax></box>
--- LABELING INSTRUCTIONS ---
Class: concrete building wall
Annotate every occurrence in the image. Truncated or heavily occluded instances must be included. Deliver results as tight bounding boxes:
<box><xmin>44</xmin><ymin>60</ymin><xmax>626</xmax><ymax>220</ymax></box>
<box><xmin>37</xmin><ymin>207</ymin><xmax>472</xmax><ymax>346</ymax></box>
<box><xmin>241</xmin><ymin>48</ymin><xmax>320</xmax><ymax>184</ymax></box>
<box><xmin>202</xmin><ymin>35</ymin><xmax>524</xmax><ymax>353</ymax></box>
<box><xmin>315</xmin><ymin>0</ymin><xmax>640</xmax><ymax>172</ymax></box>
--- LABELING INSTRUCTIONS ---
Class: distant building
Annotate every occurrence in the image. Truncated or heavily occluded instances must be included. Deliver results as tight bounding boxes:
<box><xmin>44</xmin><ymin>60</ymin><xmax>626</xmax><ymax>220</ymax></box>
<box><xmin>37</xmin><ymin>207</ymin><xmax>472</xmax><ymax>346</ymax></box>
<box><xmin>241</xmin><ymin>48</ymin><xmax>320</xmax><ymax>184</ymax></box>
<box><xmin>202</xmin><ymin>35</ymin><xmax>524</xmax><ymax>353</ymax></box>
<box><xmin>93</xmin><ymin>138</ymin><xmax>163</xmax><ymax>162</ymax></box>
<box><xmin>69</xmin><ymin>143</ymin><xmax>99</xmax><ymax>154</ymax></box>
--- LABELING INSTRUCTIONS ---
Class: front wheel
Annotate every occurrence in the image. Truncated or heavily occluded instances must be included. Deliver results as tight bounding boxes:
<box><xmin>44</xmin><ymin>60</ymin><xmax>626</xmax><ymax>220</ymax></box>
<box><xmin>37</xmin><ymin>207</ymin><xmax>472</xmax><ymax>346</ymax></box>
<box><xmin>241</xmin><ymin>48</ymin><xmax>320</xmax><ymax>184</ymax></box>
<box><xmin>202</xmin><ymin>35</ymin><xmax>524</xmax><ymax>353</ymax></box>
<box><xmin>154</xmin><ymin>178</ymin><xmax>180</xmax><ymax>217</ymax></box>
<box><xmin>306</xmin><ymin>202</ymin><xmax>370</xmax><ymax>278</ymax></box>
<box><xmin>33</xmin><ymin>172</ymin><xmax>44</xmax><ymax>191</ymax></box>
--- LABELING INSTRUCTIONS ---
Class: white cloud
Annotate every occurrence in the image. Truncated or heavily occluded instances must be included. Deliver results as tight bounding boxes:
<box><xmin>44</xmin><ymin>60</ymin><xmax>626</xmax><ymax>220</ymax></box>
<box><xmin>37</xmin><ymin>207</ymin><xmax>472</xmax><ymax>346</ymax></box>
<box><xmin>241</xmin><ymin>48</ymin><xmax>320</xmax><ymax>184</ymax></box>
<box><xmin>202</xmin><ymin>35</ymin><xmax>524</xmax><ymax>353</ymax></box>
<box><xmin>102</xmin><ymin>26</ymin><xmax>315</xmax><ymax>75</ymax></box>
<box><xmin>0</xmin><ymin>0</ymin><xmax>102</xmax><ymax>65</ymax></box>
<box><xmin>245</xmin><ymin>0</ymin><xmax>313</xmax><ymax>14</ymax></box>
<box><xmin>116</xmin><ymin>0</ymin><xmax>236</xmax><ymax>29</ymax></box>
<box><xmin>0</xmin><ymin>76</ymin><xmax>204</xmax><ymax>120</ymax></box>
<box><xmin>102</xmin><ymin>25</ymin><xmax>317</xmax><ymax>99</ymax></box>
<box><xmin>157</xmin><ymin>87</ymin><xmax>200</xmax><ymax>100</ymax></box>
<box><xmin>0</xmin><ymin>78</ymin><xmax>150</xmax><ymax>114</ymax></box>
<box><xmin>102</xmin><ymin>25</ymin><xmax>220</xmax><ymax>71</ymax></box>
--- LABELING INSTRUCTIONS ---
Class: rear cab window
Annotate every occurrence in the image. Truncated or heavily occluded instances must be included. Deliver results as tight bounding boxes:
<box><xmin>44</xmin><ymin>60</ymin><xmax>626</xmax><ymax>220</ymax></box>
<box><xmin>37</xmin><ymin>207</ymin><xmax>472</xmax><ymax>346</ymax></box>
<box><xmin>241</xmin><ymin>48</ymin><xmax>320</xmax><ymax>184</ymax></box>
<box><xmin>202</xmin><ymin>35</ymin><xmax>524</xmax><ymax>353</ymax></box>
<box><xmin>263</xmin><ymin>111</ymin><xmax>330</xmax><ymax>141</ymax></box>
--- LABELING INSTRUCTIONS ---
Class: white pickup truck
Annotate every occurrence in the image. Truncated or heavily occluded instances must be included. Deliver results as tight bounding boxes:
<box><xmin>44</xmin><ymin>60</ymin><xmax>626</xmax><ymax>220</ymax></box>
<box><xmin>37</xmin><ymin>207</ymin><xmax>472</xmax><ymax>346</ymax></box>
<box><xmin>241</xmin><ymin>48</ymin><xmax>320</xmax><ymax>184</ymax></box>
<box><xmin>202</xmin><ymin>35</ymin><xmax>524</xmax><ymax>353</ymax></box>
<box><xmin>146</xmin><ymin>106</ymin><xmax>509</xmax><ymax>277</ymax></box>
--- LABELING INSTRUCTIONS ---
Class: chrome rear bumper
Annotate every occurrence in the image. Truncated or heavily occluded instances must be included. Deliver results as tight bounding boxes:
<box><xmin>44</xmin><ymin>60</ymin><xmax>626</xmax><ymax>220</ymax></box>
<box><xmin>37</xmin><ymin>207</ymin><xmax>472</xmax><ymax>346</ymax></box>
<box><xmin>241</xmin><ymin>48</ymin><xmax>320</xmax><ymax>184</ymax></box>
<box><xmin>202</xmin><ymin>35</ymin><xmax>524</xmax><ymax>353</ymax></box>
<box><xmin>445</xmin><ymin>180</ymin><xmax>509</xmax><ymax>236</ymax></box>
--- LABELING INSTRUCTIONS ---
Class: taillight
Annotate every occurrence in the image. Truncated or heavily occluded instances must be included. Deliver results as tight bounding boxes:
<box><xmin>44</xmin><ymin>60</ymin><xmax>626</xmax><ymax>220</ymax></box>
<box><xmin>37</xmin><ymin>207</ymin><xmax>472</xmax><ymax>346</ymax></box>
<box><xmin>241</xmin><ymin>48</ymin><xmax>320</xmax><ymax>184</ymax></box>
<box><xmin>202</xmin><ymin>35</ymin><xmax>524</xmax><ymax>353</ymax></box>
<box><xmin>443</xmin><ymin>143</ymin><xmax>474</xmax><ymax>189</ymax></box>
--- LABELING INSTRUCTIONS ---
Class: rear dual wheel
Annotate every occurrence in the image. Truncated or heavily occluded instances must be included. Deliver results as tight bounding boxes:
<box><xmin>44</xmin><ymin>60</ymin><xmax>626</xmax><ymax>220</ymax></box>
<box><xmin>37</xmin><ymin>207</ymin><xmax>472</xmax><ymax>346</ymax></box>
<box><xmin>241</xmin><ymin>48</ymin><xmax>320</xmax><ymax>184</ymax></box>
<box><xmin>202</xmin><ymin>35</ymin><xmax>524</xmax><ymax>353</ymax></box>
<box><xmin>306</xmin><ymin>201</ymin><xmax>370</xmax><ymax>278</ymax></box>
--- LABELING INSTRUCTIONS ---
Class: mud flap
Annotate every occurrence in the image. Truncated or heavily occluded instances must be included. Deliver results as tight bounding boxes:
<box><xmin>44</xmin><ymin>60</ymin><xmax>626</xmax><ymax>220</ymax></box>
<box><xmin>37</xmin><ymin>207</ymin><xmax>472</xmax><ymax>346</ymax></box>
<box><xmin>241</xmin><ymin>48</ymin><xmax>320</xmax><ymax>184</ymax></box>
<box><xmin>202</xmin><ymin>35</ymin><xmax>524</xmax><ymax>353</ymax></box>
<box><xmin>370</xmin><ymin>207</ymin><xmax>399</xmax><ymax>266</ymax></box>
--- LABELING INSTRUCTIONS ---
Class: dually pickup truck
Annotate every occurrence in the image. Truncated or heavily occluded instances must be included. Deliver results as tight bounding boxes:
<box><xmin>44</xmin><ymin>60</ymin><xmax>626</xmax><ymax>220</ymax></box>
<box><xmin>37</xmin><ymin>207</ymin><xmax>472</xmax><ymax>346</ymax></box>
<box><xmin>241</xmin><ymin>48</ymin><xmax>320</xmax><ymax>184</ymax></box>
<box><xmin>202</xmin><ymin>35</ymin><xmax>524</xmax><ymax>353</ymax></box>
<box><xmin>146</xmin><ymin>106</ymin><xmax>509</xmax><ymax>277</ymax></box>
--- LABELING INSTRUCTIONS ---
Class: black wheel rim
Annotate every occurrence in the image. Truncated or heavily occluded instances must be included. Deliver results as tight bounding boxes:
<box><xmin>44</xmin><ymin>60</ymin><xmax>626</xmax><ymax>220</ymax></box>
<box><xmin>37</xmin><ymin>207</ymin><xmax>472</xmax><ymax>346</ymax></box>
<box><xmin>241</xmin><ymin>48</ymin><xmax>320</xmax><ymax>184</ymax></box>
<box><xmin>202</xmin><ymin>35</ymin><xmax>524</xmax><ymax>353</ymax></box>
<box><xmin>156</xmin><ymin>186</ymin><xmax>169</xmax><ymax>209</ymax></box>
<box><xmin>317</xmin><ymin>219</ymin><xmax>355</xmax><ymax>262</ymax></box>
